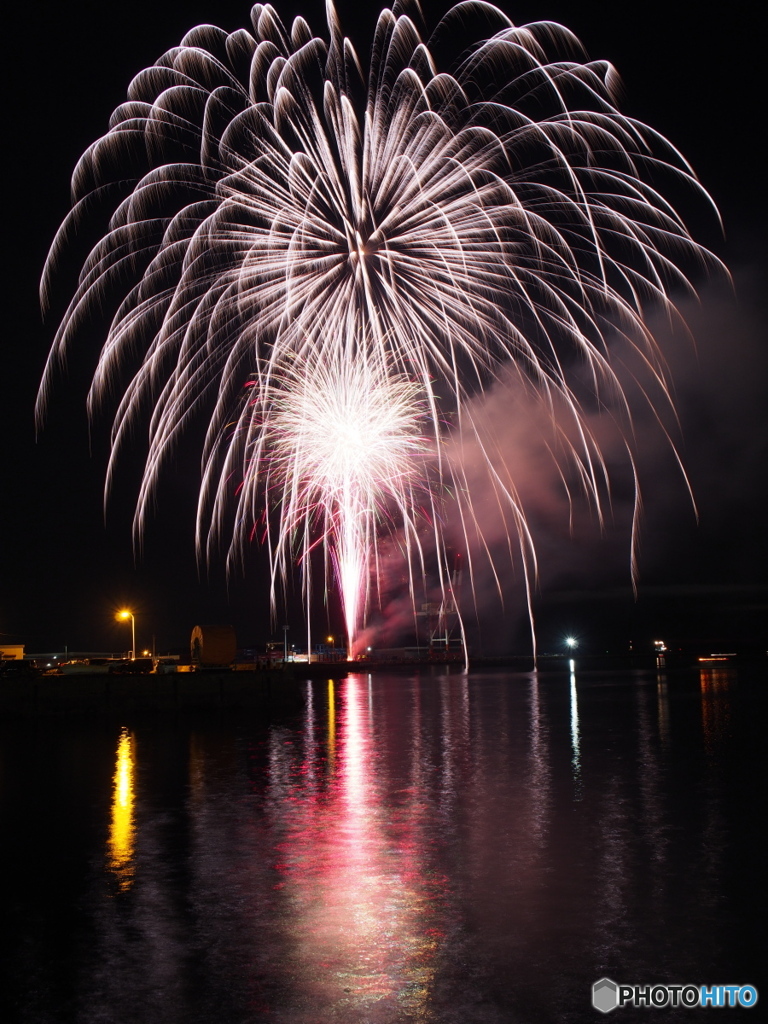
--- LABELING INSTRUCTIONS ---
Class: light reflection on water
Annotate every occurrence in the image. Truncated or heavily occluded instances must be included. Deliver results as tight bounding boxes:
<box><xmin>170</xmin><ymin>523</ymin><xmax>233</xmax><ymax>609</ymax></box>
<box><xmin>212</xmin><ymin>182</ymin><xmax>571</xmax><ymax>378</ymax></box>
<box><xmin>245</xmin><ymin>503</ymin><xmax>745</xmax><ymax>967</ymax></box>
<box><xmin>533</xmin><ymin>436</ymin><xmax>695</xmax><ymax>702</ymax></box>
<box><xmin>569</xmin><ymin>667</ymin><xmax>581</xmax><ymax>787</ymax></box>
<box><xmin>106</xmin><ymin>727</ymin><xmax>136</xmax><ymax>892</ymax></box>
<box><xmin>699</xmin><ymin>665</ymin><xmax>734</xmax><ymax>755</ymax></box>
<box><xmin>261</xmin><ymin>674</ymin><xmax>445</xmax><ymax>1019</ymax></box>
<box><xmin>1</xmin><ymin>666</ymin><xmax>763</xmax><ymax>1023</ymax></box>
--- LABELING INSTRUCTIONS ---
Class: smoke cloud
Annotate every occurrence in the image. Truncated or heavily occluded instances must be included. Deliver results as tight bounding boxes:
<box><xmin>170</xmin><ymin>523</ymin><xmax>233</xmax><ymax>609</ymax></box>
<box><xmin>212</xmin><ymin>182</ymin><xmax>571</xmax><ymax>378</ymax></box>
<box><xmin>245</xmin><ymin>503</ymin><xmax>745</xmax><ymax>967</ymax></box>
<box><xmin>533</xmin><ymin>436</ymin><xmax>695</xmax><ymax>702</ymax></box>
<box><xmin>360</xmin><ymin>270</ymin><xmax>766</xmax><ymax>655</ymax></box>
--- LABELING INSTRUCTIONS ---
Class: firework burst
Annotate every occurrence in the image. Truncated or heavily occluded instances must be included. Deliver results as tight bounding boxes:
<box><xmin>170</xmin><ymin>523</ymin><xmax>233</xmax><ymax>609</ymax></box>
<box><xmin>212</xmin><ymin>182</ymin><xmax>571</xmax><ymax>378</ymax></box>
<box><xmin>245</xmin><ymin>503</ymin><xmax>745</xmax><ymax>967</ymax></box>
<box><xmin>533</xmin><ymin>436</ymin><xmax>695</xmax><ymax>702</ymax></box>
<box><xmin>257</xmin><ymin>355</ymin><xmax>434</xmax><ymax>655</ymax></box>
<box><xmin>39</xmin><ymin>1</ymin><xmax>720</xmax><ymax>657</ymax></box>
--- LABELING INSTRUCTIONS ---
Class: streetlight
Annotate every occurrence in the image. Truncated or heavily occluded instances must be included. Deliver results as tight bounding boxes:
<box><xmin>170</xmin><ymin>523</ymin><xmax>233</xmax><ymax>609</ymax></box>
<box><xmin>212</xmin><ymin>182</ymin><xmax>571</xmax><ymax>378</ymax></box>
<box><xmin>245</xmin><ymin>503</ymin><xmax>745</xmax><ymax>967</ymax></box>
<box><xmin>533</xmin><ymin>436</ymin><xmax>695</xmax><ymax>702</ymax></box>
<box><xmin>117</xmin><ymin>610</ymin><xmax>135</xmax><ymax>661</ymax></box>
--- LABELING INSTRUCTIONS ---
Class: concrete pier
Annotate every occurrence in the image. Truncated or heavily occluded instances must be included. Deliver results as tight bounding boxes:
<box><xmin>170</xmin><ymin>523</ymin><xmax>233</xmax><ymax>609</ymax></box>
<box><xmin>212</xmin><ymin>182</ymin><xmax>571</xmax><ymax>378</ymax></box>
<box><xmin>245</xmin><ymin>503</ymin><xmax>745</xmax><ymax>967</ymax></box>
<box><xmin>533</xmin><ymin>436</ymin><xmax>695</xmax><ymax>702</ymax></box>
<box><xmin>0</xmin><ymin>669</ymin><xmax>303</xmax><ymax>715</ymax></box>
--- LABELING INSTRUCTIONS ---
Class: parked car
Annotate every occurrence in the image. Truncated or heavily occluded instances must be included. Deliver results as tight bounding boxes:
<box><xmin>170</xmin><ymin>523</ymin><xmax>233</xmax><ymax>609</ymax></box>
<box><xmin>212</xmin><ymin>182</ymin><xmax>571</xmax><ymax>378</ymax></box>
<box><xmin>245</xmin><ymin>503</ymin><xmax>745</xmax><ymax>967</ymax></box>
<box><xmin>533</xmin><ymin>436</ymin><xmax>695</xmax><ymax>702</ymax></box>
<box><xmin>0</xmin><ymin>660</ymin><xmax>40</xmax><ymax>679</ymax></box>
<box><xmin>108</xmin><ymin>658</ymin><xmax>154</xmax><ymax>675</ymax></box>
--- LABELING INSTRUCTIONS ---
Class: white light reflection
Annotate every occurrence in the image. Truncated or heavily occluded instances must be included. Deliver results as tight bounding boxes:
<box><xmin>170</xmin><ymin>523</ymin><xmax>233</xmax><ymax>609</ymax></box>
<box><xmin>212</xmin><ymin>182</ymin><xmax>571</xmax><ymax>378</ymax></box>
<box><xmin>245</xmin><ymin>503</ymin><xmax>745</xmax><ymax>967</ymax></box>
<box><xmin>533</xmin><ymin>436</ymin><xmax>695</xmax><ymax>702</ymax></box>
<box><xmin>528</xmin><ymin>675</ymin><xmax>551</xmax><ymax>849</ymax></box>
<box><xmin>569</xmin><ymin>668</ymin><xmax>582</xmax><ymax>788</ymax></box>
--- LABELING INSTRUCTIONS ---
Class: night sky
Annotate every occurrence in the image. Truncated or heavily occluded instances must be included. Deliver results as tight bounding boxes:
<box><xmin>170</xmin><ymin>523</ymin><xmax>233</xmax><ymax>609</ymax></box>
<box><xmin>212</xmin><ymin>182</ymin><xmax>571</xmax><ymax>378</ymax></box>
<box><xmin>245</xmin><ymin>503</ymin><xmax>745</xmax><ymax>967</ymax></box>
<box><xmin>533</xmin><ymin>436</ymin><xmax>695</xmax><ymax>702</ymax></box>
<box><xmin>2</xmin><ymin>0</ymin><xmax>765</xmax><ymax>658</ymax></box>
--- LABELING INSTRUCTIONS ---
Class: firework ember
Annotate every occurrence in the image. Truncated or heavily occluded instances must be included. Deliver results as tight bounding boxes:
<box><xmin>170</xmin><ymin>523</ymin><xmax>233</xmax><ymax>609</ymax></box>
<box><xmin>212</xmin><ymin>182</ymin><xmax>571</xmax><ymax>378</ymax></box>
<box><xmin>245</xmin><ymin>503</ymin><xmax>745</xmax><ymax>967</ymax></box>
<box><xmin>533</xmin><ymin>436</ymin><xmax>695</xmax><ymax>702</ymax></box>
<box><xmin>39</xmin><ymin>1</ymin><xmax>720</xmax><ymax>657</ymax></box>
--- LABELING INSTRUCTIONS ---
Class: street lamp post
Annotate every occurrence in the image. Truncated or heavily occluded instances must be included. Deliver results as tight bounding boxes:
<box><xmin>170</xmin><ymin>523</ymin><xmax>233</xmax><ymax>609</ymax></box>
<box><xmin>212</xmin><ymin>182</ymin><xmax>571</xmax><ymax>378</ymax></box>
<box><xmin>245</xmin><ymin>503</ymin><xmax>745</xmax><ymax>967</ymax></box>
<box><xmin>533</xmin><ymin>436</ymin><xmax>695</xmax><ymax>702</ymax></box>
<box><xmin>117</xmin><ymin>610</ymin><xmax>136</xmax><ymax>661</ymax></box>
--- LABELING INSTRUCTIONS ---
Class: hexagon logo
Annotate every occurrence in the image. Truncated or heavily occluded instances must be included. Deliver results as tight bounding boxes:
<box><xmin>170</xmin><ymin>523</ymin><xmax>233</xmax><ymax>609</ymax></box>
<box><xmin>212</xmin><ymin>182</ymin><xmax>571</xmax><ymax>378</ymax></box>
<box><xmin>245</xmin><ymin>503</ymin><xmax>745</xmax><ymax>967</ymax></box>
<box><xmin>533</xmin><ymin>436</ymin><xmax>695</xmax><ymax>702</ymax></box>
<box><xmin>592</xmin><ymin>978</ymin><xmax>619</xmax><ymax>1013</ymax></box>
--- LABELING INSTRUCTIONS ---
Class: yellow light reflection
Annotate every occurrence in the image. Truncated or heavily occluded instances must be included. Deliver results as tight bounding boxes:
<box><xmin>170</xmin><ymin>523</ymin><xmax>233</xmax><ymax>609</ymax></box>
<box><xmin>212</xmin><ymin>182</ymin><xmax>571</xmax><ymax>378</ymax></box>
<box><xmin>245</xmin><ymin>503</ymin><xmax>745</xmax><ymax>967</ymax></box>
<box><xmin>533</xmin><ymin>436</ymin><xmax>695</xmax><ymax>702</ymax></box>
<box><xmin>327</xmin><ymin>679</ymin><xmax>336</xmax><ymax>758</ymax></box>
<box><xmin>107</xmin><ymin>727</ymin><xmax>136</xmax><ymax>891</ymax></box>
<box><xmin>699</xmin><ymin>666</ymin><xmax>734</xmax><ymax>754</ymax></box>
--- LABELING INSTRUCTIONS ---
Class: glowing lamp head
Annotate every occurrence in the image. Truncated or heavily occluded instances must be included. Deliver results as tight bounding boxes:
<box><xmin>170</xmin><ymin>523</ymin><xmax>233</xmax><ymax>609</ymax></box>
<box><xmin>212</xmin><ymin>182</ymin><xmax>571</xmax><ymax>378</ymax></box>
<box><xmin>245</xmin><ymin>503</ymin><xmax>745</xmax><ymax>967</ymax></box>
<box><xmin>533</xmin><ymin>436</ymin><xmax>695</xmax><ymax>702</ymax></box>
<box><xmin>565</xmin><ymin>636</ymin><xmax>578</xmax><ymax>649</ymax></box>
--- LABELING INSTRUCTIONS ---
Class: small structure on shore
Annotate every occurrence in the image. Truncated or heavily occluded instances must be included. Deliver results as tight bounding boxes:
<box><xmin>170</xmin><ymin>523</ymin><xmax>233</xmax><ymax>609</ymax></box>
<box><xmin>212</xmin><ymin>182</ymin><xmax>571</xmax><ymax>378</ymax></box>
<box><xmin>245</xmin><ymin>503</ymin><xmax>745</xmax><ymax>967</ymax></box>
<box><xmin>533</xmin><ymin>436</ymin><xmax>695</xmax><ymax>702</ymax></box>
<box><xmin>0</xmin><ymin>644</ymin><xmax>25</xmax><ymax>661</ymax></box>
<box><xmin>191</xmin><ymin>625</ymin><xmax>236</xmax><ymax>668</ymax></box>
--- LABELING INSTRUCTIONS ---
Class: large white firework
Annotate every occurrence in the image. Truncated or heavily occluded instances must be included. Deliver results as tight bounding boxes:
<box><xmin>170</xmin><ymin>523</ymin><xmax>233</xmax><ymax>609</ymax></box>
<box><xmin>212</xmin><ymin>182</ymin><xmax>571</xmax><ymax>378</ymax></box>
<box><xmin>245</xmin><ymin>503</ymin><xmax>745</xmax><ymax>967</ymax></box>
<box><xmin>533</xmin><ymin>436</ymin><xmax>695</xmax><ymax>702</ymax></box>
<box><xmin>39</xmin><ymin>1</ymin><xmax>720</xmax><ymax>655</ymax></box>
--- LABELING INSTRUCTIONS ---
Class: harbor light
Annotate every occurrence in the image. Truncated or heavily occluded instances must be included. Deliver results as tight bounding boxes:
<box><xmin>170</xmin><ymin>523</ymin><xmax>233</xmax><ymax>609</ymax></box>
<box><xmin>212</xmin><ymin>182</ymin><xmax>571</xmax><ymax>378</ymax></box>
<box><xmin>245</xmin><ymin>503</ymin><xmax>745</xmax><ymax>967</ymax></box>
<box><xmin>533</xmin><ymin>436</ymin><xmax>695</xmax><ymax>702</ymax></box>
<box><xmin>117</xmin><ymin>609</ymin><xmax>136</xmax><ymax>661</ymax></box>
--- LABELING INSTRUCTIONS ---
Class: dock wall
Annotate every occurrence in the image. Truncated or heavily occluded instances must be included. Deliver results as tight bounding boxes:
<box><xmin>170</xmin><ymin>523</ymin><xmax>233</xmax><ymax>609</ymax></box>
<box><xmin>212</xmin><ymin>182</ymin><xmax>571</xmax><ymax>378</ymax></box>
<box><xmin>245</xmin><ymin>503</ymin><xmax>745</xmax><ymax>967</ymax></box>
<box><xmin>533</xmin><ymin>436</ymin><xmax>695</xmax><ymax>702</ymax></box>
<box><xmin>0</xmin><ymin>670</ymin><xmax>303</xmax><ymax>715</ymax></box>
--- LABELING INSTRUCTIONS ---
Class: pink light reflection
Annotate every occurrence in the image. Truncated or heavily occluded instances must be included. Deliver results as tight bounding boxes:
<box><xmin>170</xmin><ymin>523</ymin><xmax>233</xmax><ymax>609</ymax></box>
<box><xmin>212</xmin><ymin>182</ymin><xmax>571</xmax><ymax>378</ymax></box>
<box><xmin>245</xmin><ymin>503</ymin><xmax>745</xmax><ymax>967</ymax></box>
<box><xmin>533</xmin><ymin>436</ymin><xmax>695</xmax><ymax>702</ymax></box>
<box><xmin>277</xmin><ymin>674</ymin><xmax>444</xmax><ymax>1017</ymax></box>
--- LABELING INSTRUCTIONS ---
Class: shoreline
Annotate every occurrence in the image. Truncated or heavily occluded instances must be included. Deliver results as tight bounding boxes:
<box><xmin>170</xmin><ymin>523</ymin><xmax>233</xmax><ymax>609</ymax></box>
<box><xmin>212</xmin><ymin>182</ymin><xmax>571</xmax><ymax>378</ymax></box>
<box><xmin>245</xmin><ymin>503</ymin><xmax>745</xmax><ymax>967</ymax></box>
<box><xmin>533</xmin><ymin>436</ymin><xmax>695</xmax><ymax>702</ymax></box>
<box><xmin>1</xmin><ymin>650</ymin><xmax>762</xmax><ymax>715</ymax></box>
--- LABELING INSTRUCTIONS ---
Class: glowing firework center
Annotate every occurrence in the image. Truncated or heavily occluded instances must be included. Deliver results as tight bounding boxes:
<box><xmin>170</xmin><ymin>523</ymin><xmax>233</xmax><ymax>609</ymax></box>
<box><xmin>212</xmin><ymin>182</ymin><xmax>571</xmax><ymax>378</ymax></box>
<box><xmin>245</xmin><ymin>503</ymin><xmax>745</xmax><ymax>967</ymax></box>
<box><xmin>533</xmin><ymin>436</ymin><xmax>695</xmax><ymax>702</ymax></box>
<box><xmin>39</xmin><ymin>2</ymin><xmax>720</xmax><ymax>656</ymax></box>
<box><xmin>263</xmin><ymin>359</ymin><xmax>432</xmax><ymax>656</ymax></box>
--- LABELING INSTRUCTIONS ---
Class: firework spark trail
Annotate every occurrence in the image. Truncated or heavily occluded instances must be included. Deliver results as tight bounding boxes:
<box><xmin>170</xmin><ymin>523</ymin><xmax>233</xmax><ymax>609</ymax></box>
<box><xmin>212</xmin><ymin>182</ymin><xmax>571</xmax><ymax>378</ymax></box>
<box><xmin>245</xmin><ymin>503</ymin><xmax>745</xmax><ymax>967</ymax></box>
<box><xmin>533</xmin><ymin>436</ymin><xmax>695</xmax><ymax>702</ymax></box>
<box><xmin>39</xmin><ymin>1</ymin><xmax>721</xmax><ymax>657</ymax></box>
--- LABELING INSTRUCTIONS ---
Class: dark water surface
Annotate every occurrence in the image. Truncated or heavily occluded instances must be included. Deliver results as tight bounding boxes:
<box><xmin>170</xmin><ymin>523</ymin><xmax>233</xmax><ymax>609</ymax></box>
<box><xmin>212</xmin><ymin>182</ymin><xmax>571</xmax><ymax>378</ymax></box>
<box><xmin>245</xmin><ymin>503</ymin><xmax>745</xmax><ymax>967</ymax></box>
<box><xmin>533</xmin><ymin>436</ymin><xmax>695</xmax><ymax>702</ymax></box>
<box><xmin>1</xmin><ymin>666</ymin><xmax>764</xmax><ymax>1022</ymax></box>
